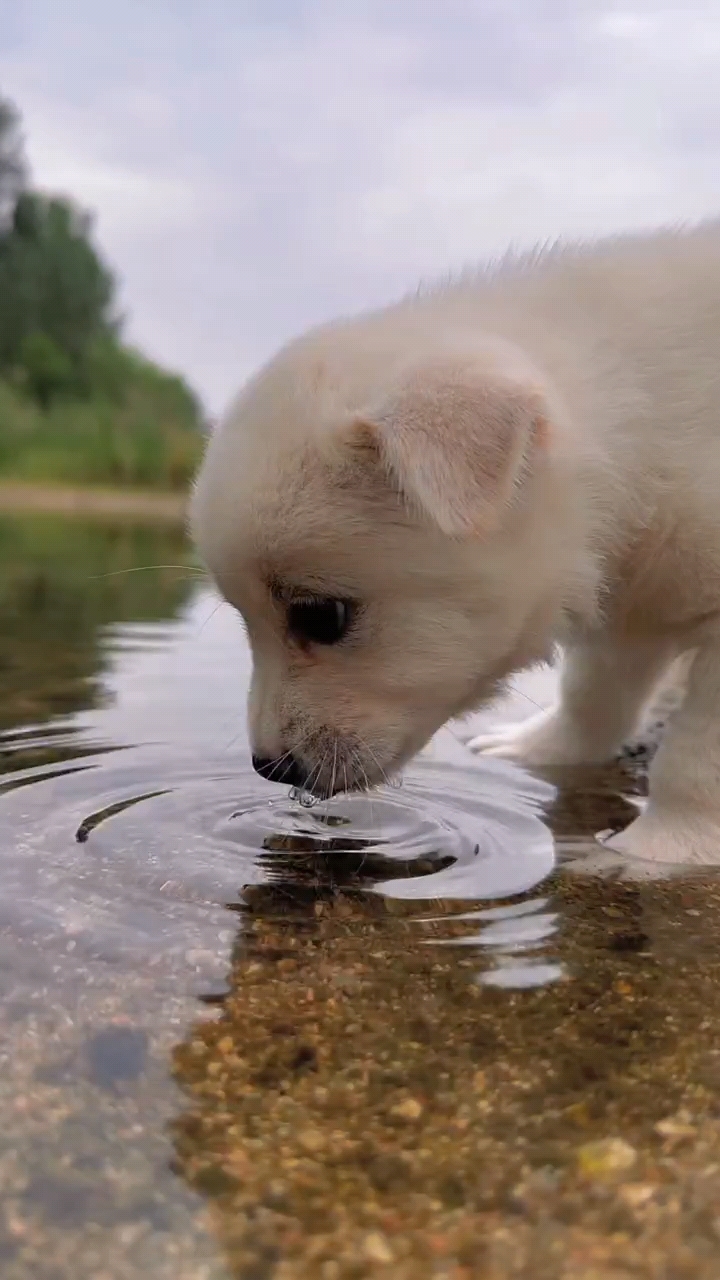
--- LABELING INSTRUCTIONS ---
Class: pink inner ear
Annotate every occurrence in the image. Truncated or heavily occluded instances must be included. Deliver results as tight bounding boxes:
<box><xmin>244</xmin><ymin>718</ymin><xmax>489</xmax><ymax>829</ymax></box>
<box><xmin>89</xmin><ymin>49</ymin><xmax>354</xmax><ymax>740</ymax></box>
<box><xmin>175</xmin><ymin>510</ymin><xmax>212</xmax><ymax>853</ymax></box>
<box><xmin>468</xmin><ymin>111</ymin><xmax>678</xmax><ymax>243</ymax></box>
<box><xmin>360</xmin><ymin>371</ymin><xmax>544</xmax><ymax>538</ymax></box>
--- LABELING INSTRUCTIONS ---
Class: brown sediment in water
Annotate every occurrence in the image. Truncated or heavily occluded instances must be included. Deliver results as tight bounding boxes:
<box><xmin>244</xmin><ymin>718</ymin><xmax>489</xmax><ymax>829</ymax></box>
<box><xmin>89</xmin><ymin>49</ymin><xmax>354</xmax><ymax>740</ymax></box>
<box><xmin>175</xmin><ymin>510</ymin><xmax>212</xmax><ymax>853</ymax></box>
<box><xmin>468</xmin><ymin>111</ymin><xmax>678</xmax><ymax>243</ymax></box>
<box><xmin>2</xmin><ymin>530</ymin><xmax>720</xmax><ymax>1280</ymax></box>
<box><xmin>0</xmin><ymin>481</ymin><xmax>187</xmax><ymax>523</ymax></box>
<box><xmin>169</xmin><ymin>778</ymin><xmax>720</xmax><ymax>1280</ymax></box>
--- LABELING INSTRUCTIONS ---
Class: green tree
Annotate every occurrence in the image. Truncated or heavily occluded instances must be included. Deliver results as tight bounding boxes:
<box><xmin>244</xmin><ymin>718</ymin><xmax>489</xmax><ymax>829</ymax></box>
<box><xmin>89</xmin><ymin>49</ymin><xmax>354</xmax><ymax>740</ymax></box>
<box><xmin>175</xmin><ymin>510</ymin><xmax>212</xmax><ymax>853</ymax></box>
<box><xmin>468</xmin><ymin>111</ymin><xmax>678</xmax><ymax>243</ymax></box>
<box><xmin>0</xmin><ymin>191</ymin><xmax>116</xmax><ymax>382</ymax></box>
<box><xmin>0</xmin><ymin>95</ymin><xmax>204</xmax><ymax>487</ymax></box>
<box><xmin>0</xmin><ymin>95</ymin><xmax>26</xmax><ymax>228</ymax></box>
<box><xmin>17</xmin><ymin>331</ymin><xmax>75</xmax><ymax>409</ymax></box>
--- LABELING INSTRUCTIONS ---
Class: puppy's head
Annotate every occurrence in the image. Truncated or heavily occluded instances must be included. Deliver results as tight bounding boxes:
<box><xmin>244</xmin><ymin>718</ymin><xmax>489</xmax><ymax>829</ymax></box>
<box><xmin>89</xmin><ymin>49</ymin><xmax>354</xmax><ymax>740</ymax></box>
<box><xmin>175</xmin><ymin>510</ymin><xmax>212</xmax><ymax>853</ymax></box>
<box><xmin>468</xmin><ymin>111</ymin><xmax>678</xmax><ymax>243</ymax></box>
<box><xmin>191</xmin><ymin>325</ymin><xmax>574</xmax><ymax>795</ymax></box>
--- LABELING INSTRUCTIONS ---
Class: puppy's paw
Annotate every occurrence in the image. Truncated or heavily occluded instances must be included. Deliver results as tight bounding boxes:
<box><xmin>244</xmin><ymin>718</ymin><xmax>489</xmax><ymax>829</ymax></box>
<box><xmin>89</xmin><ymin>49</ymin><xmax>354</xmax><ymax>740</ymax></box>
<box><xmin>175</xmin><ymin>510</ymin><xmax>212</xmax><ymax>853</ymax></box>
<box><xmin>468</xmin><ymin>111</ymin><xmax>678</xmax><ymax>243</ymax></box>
<box><xmin>466</xmin><ymin>723</ymin><xmax>534</xmax><ymax>760</ymax></box>
<box><xmin>467</xmin><ymin>707</ymin><xmax>606</xmax><ymax>768</ymax></box>
<box><xmin>561</xmin><ymin>844</ymin><xmax>678</xmax><ymax>882</ymax></box>
<box><xmin>602</xmin><ymin>811</ymin><xmax>720</xmax><ymax>867</ymax></box>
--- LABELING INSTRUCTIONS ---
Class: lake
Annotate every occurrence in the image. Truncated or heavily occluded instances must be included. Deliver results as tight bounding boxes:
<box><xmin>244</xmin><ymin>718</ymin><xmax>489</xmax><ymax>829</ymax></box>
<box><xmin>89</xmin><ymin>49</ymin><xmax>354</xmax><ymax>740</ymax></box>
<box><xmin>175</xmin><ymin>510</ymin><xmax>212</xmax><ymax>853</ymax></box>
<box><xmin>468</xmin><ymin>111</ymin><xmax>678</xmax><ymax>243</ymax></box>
<box><xmin>2</xmin><ymin>512</ymin><xmax>720</xmax><ymax>1280</ymax></box>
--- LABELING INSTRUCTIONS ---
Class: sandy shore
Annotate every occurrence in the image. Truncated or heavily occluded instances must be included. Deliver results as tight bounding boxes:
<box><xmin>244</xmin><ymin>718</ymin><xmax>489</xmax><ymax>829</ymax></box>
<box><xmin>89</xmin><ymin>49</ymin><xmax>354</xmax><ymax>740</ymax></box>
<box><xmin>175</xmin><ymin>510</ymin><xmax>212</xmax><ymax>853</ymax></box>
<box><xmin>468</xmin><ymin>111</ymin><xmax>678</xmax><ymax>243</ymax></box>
<box><xmin>0</xmin><ymin>480</ymin><xmax>188</xmax><ymax>523</ymax></box>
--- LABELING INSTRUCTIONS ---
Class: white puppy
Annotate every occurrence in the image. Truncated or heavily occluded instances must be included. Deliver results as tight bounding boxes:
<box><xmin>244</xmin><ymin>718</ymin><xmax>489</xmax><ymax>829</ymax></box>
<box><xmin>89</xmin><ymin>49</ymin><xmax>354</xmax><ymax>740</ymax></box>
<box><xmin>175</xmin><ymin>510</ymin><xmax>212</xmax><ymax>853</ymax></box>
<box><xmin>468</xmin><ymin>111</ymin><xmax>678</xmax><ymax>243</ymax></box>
<box><xmin>191</xmin><ymin>221</ymin><xmax>720</xmax><ymax>865</ymax></box>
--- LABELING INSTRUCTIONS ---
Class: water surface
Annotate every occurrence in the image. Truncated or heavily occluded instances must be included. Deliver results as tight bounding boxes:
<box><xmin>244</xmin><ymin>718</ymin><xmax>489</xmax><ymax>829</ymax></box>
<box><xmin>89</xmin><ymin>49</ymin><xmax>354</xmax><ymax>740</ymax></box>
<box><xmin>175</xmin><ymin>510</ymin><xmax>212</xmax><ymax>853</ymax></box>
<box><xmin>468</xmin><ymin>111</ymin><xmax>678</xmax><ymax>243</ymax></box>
<box><xmin>2</xmin><ymin>514</ymin><xmax>720</xmax><ymax>1280</ymax></box>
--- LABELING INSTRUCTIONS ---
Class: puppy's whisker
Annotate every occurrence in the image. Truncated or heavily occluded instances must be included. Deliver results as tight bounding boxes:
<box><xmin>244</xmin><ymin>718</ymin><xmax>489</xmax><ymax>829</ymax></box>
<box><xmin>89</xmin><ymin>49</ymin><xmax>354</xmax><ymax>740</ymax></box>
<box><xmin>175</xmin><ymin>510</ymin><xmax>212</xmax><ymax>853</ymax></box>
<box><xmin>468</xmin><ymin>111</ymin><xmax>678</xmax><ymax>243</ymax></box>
<box><xmin>90</xmin><ymin>565</ymin><xmax>207</xmax><ymax>580</ymax></box>
<box><xmin>197</xmin><ymin>599</ymin><xmax>225</xmax><ymax>636</ymax></box>
<box><xmin>264</xmin><ymin>747</ymin><xmax>296</xmax><ymax>782</ymax></box>
<box><xmin>264</xmin><ymin>726</ymin><xmax>317</xmax><ymax>784</ymax></box>
<box><xmin>264</xmin><ymin>731</ymin><xmax>315</xmax><ymax>785</ymax></box>
<box><xmin>510</xmin><ymin>686</ymin><xmax>546</xmax><ymax>713</ymax></box>
<box><xmin>283</xmin><ymin>730</ymin><xmax>313</xmax><ymax>767</ymax></box>
<box><xmin>359</xmin><ymin>738</ymin><xmax>391</xmax><ymax>790</ymax></box>
<box><xmin>325</xmin><ymin>740</ymin><xmax>339</xmax><ymax>817</ymax></box>
<box><xmin>353</xmin><ymin>753</ymin><xmax>376</xmax><ymax>877</ymax></box>
<box><xmin>223</xmin><ymin>730</ymin><xmax>243</xmax><ymax>754</ymax></box>
<box><xmin>358</xmin><ymin>758</ymin><xmax>376</xmax><ymax>844</ymax></box>
<box><xmin>346</xmin><ymin>746</ymin><xmax>379</xmax><ymax>854</ymax></box>
<box><xmin>305</xmin><ymin>748</ymin><xmax>328</xmax><ymax>800</ymax></box>
<box><xmin>347</xmin><ymin>746</ymin><xmax>364</xmax><ymax>792</ymax></box>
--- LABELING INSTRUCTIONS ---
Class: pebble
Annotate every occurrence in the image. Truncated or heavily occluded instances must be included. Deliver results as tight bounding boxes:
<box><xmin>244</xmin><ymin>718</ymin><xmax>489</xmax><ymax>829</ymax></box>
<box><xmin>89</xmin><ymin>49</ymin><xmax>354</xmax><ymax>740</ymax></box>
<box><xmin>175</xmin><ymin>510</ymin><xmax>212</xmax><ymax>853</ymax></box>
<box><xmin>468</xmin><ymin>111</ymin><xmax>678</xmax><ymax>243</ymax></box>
<box><xmin>297</xmin><ymin>1127</ymin><xmax>327</xmax><ymax>1154</ymax></box>
<box><xmin>576</xmin><ymin>1137</ymin><xmax>637</xmax><ymax>1180</ymax></box>
<box><xmin>391</xmin><ymin>1097</ymin><xmax>423</xmax><ymax>1121</ymax></box>
<box><xmin>362</xmin><ymin>1231</ymin><xmax>395</xmax><ymax>1264</ymax></box>
<box><xmin>655</xmin><ymin>1115</ymin><xmax>697</xmax><ymax>1140</ymax></box>
<box><xmin>619</xmin><ymin>1182</ymin><xmax>656</xmax><ymax>1208</ymax></box>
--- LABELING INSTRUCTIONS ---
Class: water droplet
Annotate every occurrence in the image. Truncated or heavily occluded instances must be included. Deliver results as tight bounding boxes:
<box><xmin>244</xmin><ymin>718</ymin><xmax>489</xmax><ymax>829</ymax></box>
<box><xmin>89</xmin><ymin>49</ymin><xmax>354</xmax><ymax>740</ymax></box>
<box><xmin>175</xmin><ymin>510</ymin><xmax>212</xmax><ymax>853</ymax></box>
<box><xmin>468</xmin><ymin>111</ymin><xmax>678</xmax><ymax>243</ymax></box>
<box><xmin>288</xmin><ymin>786</ymin><xmax>318</xmax><ymax>809</ymax></box>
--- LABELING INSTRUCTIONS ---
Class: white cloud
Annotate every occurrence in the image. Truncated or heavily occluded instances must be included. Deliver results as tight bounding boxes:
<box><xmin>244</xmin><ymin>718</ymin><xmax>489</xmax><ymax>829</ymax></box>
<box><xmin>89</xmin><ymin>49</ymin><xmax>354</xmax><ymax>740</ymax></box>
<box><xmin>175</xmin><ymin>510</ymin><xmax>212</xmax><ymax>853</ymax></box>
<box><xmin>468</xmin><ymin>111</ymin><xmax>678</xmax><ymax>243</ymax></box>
<box><xmin>1</xmin><ymin>0</ymin><xmax>719</xmax><ymax>413</ymax></box>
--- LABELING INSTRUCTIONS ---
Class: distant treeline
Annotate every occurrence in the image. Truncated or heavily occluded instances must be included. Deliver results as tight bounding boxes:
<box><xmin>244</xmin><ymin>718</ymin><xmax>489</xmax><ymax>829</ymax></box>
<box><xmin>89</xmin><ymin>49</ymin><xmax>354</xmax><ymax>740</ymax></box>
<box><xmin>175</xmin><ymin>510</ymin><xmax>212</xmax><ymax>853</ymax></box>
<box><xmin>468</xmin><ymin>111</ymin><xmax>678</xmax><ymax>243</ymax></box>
<box><xmin>0</xmin><ymin>95</ymin><xmax>204</xmax><ymax>491</ymax></box>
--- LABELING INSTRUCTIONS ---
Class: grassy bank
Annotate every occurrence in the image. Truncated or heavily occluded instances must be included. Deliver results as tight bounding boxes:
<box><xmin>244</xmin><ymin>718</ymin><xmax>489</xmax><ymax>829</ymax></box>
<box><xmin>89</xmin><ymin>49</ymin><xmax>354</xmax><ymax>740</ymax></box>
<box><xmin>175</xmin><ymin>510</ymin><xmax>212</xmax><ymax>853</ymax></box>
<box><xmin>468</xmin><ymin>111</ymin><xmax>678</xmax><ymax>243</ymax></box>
<box><xmin>0</xmin><ymin>480</ymin><xmax>188</xmax><ymax>522</ymax></box>
<box><xmin>0</xmin><ymin>359</ymin><xmax>205</xmax><ymax>494</ymax></box>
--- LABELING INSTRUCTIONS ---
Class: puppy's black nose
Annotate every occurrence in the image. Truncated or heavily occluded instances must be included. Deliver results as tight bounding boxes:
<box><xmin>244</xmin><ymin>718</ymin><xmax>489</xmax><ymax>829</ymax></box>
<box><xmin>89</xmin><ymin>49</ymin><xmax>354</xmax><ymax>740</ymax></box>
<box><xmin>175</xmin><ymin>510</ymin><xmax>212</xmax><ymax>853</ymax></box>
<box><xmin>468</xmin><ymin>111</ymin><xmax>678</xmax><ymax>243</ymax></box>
<box><xmin>252</xmin><ymin>754</ymin><xmax>307</xmax><ymax>788</ymax></box>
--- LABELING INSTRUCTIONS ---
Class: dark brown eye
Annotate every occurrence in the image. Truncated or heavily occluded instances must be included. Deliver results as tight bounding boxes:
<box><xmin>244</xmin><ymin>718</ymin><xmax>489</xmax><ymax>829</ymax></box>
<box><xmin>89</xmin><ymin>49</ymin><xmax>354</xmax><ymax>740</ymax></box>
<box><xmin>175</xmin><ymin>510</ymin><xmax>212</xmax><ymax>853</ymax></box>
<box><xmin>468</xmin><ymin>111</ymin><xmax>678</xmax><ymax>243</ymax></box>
<box><xmin>287</xmin><ymin>598</ymin><xmax>354</xmax><ymax>646</ymax></box>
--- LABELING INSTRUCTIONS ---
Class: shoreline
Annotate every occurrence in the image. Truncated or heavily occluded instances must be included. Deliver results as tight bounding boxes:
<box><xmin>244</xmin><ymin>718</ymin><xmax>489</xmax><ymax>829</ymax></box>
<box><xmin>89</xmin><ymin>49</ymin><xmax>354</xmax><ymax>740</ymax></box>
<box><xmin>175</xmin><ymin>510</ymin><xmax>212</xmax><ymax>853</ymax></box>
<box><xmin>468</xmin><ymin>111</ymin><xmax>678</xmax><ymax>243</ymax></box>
<box><xmin>0</xmin><ymin>480</ymin><xmax>188</xmax><ymax>524</ymax></box>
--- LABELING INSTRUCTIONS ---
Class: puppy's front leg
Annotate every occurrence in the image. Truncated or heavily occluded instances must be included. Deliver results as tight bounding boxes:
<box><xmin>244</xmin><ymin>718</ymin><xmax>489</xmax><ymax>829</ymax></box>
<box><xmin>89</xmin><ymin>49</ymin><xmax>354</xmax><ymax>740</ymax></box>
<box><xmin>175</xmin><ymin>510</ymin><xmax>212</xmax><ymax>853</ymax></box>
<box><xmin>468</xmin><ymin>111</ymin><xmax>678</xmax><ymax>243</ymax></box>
<box><xmin>468</xmin><ymin>635</ymin><xmax>674</xmax><ymax>767</ymax></box>
<box><xmin>606</xmin><ymin>638</ymin><xmax>720</xmax><ymax>865</ymax></box>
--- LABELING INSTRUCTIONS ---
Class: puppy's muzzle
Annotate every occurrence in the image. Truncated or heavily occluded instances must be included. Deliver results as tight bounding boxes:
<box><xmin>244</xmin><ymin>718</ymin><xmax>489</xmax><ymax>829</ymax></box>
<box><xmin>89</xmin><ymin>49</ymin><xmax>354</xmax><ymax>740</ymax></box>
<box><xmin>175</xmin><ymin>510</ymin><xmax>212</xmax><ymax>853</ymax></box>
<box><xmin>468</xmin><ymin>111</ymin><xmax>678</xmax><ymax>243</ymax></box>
<box><xmin>252</xmin><ymin>753</ymin><xmax>308</xmax><ymax>789</ymax></box>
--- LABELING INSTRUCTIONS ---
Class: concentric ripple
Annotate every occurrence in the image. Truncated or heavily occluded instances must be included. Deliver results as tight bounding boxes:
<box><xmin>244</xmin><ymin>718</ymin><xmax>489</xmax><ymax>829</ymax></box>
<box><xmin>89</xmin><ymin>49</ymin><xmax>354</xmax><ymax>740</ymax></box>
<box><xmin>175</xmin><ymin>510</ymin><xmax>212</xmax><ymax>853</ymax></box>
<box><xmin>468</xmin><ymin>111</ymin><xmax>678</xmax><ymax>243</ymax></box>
<box><xmin>219</xmin><ymin>749</ymin><xmax>555</xmax><ymax>901</ymax></box>
<box><xmin>0</xmin><ymin>726</ymin><xmax>559</xmax><ymax>995</ymax></box>
<box><xmin>0</xmin><ymin>590</ymin><xmax>561</xmax><ymax>995</ymax></box>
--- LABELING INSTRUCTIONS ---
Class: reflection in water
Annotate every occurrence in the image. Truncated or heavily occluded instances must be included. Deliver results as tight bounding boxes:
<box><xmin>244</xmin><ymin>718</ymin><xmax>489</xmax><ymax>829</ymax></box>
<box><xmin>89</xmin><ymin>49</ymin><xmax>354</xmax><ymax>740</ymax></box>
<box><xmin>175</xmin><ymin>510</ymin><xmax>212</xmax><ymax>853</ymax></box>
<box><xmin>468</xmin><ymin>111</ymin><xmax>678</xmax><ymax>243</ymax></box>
<box><xmin>2</xmin><ymin>515</ymin><xmax>720</xmax><ymax>1277</ymax></box>
<box><xmin>0</xmin><ymin>515</ymin><xmax>196</xmax><ymax>773</ymax></box>
<box><xmin>0</xmin><ymin>516</ymin><xmax>225</xmax><ymax>1280</ymax></box>
<box><xmin>172</xmin><ymin>863</ymin><xmax>720</xmax><ymax>1279</ymax></box>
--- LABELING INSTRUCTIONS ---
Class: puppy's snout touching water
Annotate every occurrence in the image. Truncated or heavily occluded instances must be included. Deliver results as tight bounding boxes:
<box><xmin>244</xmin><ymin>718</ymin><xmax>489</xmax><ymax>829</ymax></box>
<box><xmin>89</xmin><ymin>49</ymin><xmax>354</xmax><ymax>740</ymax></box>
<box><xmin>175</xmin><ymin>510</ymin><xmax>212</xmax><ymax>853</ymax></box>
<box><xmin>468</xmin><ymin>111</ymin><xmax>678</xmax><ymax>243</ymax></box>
<box><xmin>193</xmin><ymin>221</ymin><xmax>720</xmax><ymax>864</ymax></box>
<box><xmin>251</xmin><ymin>753</ymin><xmax>308</xmax><ymax>789</ymax></box>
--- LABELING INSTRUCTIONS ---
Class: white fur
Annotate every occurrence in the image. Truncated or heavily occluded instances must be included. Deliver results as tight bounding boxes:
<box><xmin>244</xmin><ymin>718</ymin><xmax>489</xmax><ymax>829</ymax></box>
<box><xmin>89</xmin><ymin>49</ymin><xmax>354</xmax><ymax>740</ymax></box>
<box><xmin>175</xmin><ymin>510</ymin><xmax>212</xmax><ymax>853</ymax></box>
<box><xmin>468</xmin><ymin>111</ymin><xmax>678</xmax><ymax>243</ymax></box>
<box><xmin>192</xmin><ymin>220</ymin><xmax>720</xmax><ymax>866</ymax></box>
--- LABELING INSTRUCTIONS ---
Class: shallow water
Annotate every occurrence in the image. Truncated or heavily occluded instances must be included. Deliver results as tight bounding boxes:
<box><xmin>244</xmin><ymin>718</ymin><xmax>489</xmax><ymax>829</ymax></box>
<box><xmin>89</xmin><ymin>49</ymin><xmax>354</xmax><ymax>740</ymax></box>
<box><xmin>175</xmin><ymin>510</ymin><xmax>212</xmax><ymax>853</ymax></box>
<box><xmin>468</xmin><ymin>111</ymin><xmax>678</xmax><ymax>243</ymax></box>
<box><xmin>3</xmin><ymin>514</ymin><xmax>720</xmax><ymax>1279</ymax></box>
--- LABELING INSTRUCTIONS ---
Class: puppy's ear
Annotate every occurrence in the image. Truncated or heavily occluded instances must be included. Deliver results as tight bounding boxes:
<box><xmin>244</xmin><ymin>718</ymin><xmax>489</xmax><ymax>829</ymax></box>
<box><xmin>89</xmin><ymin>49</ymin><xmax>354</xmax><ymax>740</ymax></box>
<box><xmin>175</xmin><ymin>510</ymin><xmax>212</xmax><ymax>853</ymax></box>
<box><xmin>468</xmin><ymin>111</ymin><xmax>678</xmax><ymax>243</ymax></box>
<box><xmin>349</xmin><ymin>361</ymin><xmax>549</xmax><ymax>537</ymax></box>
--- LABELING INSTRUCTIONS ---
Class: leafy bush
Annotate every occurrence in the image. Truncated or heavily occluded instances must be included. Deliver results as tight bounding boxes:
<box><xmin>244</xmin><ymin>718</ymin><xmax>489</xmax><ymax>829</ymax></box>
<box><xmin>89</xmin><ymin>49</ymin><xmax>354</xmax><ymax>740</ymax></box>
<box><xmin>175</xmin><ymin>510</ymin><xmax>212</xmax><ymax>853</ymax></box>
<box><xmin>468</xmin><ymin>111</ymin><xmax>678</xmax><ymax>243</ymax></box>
<box><xmin>0</xmin><ymin>93</ymin><xmax>205</xmax><ymax>490</ymax></box>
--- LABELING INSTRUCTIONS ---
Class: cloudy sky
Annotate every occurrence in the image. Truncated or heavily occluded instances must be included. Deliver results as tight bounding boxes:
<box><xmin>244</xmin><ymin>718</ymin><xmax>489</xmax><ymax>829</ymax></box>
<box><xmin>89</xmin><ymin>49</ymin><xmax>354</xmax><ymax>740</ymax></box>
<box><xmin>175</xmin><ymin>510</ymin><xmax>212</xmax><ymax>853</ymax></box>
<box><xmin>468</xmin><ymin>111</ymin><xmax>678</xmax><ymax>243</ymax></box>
<box><xmin>1</xmin><ymin>1</ymin><xmax>719</xmax><ymax>414</ymax></box>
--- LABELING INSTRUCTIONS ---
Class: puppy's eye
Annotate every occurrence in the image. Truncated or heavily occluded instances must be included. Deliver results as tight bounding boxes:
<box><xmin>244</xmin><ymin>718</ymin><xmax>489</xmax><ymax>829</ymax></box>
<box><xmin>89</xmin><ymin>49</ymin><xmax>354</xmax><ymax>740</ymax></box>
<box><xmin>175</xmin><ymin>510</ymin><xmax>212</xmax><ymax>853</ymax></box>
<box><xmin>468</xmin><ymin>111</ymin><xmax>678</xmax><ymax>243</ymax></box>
<box><xmin>287</xmin><ymin>598</ymin><xmax>354</xmax><ymax>646</ymax></box>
